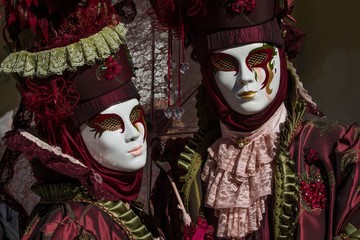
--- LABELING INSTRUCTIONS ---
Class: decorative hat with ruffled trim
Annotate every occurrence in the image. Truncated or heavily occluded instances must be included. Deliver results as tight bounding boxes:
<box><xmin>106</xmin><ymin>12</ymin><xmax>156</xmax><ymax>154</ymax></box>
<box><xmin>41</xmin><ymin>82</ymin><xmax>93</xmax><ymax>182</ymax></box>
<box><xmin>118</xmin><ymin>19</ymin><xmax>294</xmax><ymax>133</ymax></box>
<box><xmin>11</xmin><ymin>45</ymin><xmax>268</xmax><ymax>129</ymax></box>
<box><xmin>0</xmin><ymin>0</ymin><xmax>140</xmax><ymax>129</ymax></box>
<box><xmin>148</xmin><ymin>0</ymin><xmax>309</xmax><ymax>134</ymax></box>
<box><xmin>149</xmin><ymin>0</ymin><xmax>304</xmax><ymax>61</ymax></box>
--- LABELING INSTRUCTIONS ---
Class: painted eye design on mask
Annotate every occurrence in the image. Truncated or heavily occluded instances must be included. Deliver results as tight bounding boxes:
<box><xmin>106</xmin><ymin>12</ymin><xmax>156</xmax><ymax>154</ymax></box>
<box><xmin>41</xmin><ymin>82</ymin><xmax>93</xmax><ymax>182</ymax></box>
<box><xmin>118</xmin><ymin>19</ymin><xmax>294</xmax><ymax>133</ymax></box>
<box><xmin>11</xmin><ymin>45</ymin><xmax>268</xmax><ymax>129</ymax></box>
<box><xmin>211</xmin><ymin>53</ymin><xmax>239</xmax><ymax>74</ymax></box>
<box><xmin>130</xmin><ymin>104</ymin><xmax>147</xmax><ymax>141</ymax></box>
<box><xmin>246</xmin><ymin>48</ymin><xmax>274</xmax><ymax>69</ymax></box>
<box><xmin>130</xmin><ymin>104</ymin><xmax>143</xmax><ymax>123</ymax></box>
<box><xmin>86</xmin><ymin>114</ymin><xmax>124</xmax><ymax>138</ymax></box>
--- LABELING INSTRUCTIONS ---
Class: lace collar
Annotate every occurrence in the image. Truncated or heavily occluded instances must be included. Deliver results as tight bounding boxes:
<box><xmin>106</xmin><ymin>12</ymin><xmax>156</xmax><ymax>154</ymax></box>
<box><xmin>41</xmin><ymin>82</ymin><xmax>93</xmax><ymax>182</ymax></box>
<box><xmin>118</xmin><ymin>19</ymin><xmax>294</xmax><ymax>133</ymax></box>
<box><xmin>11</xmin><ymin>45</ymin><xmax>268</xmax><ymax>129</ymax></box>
<box><xmin>201</xmin><ymin>103</ymin><xmax>287</xmax><ymax>238</ymax></box>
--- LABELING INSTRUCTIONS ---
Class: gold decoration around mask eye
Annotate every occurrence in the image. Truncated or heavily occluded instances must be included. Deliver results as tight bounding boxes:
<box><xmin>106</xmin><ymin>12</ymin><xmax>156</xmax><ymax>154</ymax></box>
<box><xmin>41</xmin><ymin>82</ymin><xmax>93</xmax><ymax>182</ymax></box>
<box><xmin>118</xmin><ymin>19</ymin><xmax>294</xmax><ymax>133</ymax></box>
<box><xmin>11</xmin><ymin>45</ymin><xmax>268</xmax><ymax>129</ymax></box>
<box><xmin>130</xmin><ymin>105</ymin><xmax>142</xmax><ymax>123</ymax></box>
<box><xmin>247</xmin><ymin>52</ymin><xmax>268</xmax><ymax>68</ymax></box>
<box><xmin>214</xmin><ymin>58</ymin><xmax>238</xmax><ymax>71</ymax></box>
<box><xmin>211</xmin><ymin>53</ymin><xmax>239</xmax><ymax>72</ymax></box>
<box><xmin>97</xmin><ymin>117</ymin><xmax>123</xmax><ymax>131</ymax></box>
<box><xmin>86</xmin><ymin>113</ymin><xmax>124</xmax><ymax>139</ymax></box>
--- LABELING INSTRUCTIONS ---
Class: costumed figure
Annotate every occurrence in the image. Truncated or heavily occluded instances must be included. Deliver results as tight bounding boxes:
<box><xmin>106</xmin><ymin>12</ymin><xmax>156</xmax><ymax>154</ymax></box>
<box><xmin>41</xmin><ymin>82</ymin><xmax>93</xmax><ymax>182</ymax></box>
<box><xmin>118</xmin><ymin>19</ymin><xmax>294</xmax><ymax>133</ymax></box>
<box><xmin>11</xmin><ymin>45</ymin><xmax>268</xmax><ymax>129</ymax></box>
<box><xmin>149</xmin><ymin>0</ymin><xmax>360</xmax><ymax>239</ymax></box>
<box><xmin>0</xmin><ymin>0</ymin><xmax>162</xmax><ymax>239</ymax></box>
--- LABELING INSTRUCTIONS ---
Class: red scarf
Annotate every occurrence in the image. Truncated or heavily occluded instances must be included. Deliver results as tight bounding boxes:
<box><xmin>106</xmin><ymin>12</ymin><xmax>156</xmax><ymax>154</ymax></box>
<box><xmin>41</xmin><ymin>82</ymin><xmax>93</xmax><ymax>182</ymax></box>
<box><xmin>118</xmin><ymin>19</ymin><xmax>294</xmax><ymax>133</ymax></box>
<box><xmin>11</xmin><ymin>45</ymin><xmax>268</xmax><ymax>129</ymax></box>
<box><xmin>79</xmin><ymin>135</ymin><xmax>143</xmax><ymax>202</ymax></box>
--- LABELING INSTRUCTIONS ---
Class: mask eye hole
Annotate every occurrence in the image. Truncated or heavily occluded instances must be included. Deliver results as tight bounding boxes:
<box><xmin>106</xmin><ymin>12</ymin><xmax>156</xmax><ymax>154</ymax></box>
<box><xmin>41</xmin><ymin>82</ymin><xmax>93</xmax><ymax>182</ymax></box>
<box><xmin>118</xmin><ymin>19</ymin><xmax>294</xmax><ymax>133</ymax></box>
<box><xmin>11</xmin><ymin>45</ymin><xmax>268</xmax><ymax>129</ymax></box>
<box><xmin>211</xmin><ymin>53</ymin><xmax>239</xmax><ymax>73</ymax></box>
<box><xmin>97</xmin><ymin>116</ymin><xmax>124</xmax><ymax>131</ymax></box>
<box><xmin>246</xmin><ymin>49</ymin><xmax>273</xmax><ymax>69</ymax></box>
<box><xmin>86</xmin><ymin>114</ymin><xmax>124</xmax><ymax>138</ymax></box>
<box><xmin>130</xmin><ymin>104</ymin><xmax>143</xmax><ymax>123</ymax></box>
<box><xmin>129</xmin><ymin>104</ymin><xmax>147</xmax><ymax>142</ymax></box>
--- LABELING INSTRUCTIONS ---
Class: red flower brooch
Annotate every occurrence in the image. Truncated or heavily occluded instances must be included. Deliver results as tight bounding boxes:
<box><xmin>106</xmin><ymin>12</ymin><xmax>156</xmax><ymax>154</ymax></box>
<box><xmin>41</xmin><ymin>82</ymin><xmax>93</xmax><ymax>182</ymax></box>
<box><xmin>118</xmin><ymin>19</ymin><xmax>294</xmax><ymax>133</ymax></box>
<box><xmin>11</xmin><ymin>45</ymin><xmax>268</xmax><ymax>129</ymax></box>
<box><xmin>96</xmin><ymin>55</ymin><xmax>122</xmax><ymax>81</ymax></box>
<box><xmin>299</xmin><ymin>176</ymin><xmax>327</xmax><ymax>210</ymax></box>
<box><xmin>225</xmin><ymin>0</ymin><xmax>256</xmax><ymax>14</ymax></box>
<box><xmin>184</xmin><ymin>216</ymin><xmax>214</xmax><ymax>240</ymax></box>
<box><xmin>299</xmin><ymin>149</ymin><xmax>327</xmax><ymax>210</ymax></box>
<box><xmin>304</xmin><ymin>149</ymin><xmax>319</xmax><ymax>165</ymax></box>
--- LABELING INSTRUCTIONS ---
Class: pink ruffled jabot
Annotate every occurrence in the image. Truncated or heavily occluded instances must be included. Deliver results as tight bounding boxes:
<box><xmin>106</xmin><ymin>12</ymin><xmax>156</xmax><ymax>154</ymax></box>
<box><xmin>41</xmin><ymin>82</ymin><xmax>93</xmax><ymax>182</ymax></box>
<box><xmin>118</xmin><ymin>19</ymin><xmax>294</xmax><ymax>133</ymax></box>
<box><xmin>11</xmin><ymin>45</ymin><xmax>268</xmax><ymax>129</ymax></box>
<box><xmin>201</xmin><ymin>103</ymin><xmax>287</xmax><ymax>239</ymax></box>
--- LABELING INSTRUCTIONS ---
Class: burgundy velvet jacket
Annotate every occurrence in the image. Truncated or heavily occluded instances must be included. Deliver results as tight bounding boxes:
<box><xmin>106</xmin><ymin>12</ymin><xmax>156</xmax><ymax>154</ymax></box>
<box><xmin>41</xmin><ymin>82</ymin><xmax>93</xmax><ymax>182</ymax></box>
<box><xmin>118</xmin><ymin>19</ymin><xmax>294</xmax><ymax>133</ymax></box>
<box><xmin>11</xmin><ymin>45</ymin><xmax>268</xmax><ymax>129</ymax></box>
<box><xmin>151</xmin><ymin>90</ymin><xmax>360</xmax><ymax>239</ymax></box>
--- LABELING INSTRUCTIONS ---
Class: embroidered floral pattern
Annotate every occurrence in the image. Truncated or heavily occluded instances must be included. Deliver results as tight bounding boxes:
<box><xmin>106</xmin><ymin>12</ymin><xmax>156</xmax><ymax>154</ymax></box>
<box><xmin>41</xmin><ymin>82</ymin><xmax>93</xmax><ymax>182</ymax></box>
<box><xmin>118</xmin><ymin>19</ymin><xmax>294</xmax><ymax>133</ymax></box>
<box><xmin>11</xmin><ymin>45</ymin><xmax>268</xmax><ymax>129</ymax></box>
<box><xmin>224</xmin><ymin>0</ymin><xmax>256</xmax><ymax>14</ymax></box>
<box><xmin>308</xmin><ymin>118</ymin><xmax>342</xmax><ymax>136</ymax></box>
<box><xmin>355</xmin><ymin>126</ymin><xmax>360</xmax><ymax>140</ymax></box>
<box><xmin>341</xmin><ymin>150</ymin><xmax>358</xmax><ymax>178</ymax></box>
<box><xmin>299</xmin><ymin>176</ymin><xmax>327</xmax><ymax>210</ymax></box>
<box><xmin>300</xmin><ymin>149</ymin><xmax>328</xmax><ymax>210</ymax></box>
<box><xmin>304</xmin><ymin>149</ymin><xmax>319</xmax><ymax>165</ymax></box>
<box><xmin>327</xmin><ymin>171</ymin><xmax>336</xmax><ymax>187</ymax></box>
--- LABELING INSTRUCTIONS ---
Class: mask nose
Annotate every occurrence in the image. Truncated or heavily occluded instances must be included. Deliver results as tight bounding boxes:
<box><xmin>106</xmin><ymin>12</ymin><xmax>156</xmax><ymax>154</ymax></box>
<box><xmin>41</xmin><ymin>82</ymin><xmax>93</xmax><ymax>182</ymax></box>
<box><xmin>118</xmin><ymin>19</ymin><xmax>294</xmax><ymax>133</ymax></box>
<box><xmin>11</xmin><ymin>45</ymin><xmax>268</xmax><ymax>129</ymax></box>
<box><xmin>124</xmin><ymin>122</ymin><xmax>140</xmax><ymax>143</ymax></box>
<box><xmin>237</xmin><ymin>78</ymin><xmax>255</xmax><ymax>86</ymax></box>
<box><xmin>236</xmin><ymin>61</ymin><xmax>254</xmax><ymax>87</ymax></box>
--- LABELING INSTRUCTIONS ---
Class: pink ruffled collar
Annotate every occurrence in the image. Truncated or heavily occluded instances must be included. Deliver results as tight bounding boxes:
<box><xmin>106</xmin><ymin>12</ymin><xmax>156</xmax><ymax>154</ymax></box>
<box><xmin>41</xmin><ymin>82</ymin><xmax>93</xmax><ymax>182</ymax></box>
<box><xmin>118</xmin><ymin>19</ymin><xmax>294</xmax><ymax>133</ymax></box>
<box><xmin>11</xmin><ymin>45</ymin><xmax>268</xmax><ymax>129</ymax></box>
<box><xmin>201</xmin><ymin>103</ymin><xmax>287</xmax><ymax>239</ymax></box>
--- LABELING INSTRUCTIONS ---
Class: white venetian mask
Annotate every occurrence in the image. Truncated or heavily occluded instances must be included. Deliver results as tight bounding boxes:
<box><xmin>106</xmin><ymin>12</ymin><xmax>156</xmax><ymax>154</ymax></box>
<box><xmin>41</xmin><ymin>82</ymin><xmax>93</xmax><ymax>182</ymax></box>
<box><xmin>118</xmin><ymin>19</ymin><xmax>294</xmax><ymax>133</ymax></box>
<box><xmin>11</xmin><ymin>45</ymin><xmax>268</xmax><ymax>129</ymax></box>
<box><xmin>80</xmin><ymin>98</ymin><xmax>147</xmax><ymax>172</ymax></box>
<box><xmin>211</xmin><ymin>43</ymin><xmax>281</xmax><ymax>115</ymax></box>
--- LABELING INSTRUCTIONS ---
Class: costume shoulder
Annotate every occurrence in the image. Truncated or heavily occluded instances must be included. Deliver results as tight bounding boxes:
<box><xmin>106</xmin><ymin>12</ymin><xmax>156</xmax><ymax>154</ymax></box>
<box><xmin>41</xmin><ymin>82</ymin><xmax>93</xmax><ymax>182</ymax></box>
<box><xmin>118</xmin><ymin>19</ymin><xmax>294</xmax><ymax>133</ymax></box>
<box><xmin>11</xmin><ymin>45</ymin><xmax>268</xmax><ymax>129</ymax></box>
<box><xmin>302</xmin><ymin>113</ymin><xmax>359</xmax><ymax>139</ymax></box>
<box><xmin>22</xmin><ymin>201</ymin><xmax>129</xmax><ymax>239</ymax></box>
<box><xmin>298</xmin><ymin>113</ymin><xmax>359</xmax><ymax>168</ymax></box>
<box><xmin>22</xmin><ymin>184</ymin><xmax>154</xmax><ymax>240</ymax></box>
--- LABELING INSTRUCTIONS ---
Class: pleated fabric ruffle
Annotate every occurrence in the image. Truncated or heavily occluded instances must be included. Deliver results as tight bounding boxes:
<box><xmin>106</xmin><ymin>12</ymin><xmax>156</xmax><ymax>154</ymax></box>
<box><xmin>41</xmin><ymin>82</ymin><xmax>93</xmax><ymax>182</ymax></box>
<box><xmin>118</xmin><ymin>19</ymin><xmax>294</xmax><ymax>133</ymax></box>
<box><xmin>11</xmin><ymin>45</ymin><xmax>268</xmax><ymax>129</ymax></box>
<box><xmin>201</xmin><ymin>103</ymin><xmax>287</xmax><ymax>239</ymax></box>
<box><xmin>0</xmin><ymin>23</ymin><xmax>127</xmax><ymax>78</ymax></box>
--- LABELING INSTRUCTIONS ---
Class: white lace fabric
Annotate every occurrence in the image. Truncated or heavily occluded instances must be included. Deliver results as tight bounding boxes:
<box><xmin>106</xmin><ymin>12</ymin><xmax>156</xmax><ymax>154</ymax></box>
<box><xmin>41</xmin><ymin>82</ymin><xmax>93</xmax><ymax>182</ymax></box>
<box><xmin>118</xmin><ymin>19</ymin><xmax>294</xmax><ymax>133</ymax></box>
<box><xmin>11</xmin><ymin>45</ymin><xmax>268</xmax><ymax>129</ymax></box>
<box><xmin>201</xmin><ymin>103</ymin><xmax>288</xmax><ymax>239</ymax></box>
